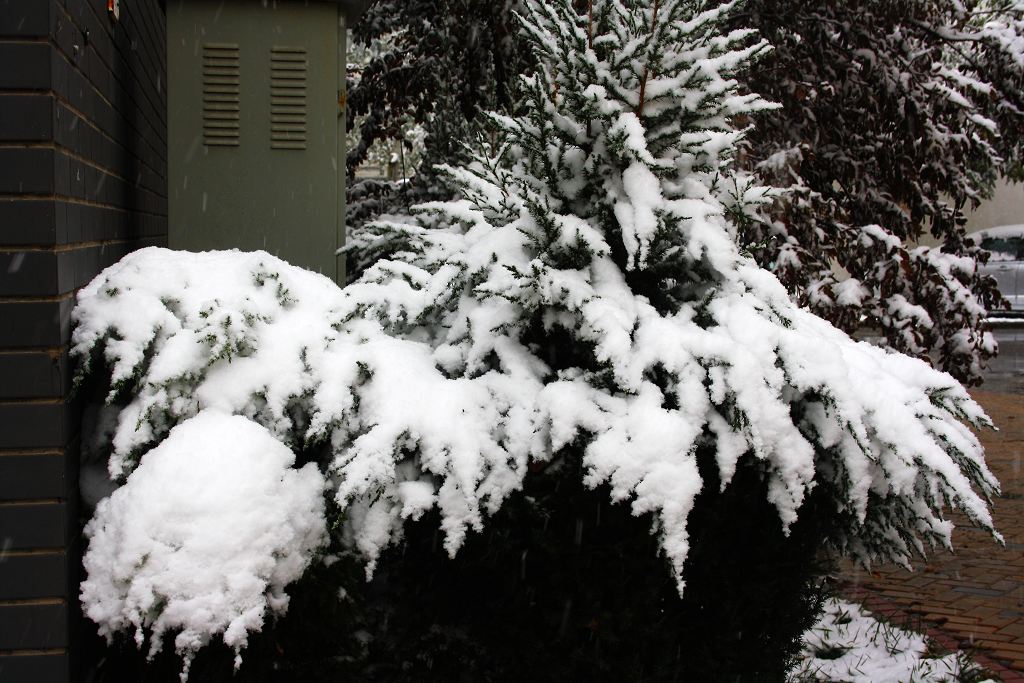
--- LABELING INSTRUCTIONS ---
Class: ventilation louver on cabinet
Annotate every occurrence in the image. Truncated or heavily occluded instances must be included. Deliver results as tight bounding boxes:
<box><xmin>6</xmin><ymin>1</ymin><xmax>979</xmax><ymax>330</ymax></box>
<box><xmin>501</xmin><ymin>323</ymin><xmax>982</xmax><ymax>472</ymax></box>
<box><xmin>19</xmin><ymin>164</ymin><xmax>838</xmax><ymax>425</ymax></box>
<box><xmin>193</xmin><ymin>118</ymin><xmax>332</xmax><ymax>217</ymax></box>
<box><xmin>202</xmin><ymin>43</ymin><xmax>240</xmax><ymax>147</ymax></box>
<box><xmin>270</xmin><ymin>46</ymin><xmax>308</xmax><ymax>150</ymax></box>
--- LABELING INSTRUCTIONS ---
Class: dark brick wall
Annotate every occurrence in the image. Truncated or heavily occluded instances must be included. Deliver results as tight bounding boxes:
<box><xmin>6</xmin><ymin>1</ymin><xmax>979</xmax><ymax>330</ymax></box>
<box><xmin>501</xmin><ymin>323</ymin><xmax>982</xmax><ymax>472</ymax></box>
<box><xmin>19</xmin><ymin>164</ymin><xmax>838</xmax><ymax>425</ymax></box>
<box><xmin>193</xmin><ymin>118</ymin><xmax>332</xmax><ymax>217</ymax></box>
<box><xmin>0</xmin><ymin>1</ymin><xmax>167</xmax><ymax>680</ymax></box>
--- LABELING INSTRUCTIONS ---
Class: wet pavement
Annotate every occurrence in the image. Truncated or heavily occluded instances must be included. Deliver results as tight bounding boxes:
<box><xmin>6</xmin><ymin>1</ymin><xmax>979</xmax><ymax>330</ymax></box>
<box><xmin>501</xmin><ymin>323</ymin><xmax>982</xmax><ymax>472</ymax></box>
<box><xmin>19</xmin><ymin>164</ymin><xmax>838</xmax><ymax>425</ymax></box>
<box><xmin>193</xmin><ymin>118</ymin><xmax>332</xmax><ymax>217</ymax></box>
<box><xmin>838</xmin><ymin>326</ymin><xmax>1024</xmax><ymax>679</ymax></box>
<box><xmin>987</xmin><ymin>324</ymin><xmax>1024</xmax><ymax>395</ymax></box>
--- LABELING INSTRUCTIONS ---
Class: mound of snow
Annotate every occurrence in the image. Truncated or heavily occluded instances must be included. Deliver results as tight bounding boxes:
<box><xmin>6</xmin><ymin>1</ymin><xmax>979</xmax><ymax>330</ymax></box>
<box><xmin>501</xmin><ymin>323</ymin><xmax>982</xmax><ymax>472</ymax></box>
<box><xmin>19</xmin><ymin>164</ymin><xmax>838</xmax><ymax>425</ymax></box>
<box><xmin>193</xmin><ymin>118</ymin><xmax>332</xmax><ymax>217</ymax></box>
<box><xmin>792</xmin><ymin>599</ymin><xmax>994</xmax><ymax>682</ymax></box>
<box><xmin>80</xmin><ymin>412</ymin><xmax>327</xmax><ymax>676</ymax></box>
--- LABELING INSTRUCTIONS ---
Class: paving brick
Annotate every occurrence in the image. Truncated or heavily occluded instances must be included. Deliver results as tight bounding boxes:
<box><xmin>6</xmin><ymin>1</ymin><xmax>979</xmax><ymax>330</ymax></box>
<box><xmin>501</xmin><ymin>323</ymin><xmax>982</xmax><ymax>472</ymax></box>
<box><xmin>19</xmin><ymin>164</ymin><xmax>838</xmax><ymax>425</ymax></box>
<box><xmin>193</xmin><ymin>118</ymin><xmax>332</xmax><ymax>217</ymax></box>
<box><xmin>953</xmin><ymin>585</ymin><xmax>1008</xmax><ymax>597</ymax></box>
<box><xmin>942</xmin><ymin>614</ymin><xmax>983</xmax><ymax>626</ymax></box>
<box><xmin>970</xmin><ymin>614</ymin><xmax>1017</xmax><ymax>629</ymax></box>
<box><xmin>999</xmin><ymin>623</ymin><xmax>1024</xmax><ymax>639</ymax></box>
<box><xmin>978</xmin><ymin>632</ymin><xmax>1021</xmax><ymax>643</ymax></box>
<box><xmin>919</xmin><ymin>604</ymin><xmax>970</xmax><ymax>618</ymax></box>
<box><xmin>995</xmin><ymin>634</ymin><xmax>1024</xmax><ymax>651</ymax></box>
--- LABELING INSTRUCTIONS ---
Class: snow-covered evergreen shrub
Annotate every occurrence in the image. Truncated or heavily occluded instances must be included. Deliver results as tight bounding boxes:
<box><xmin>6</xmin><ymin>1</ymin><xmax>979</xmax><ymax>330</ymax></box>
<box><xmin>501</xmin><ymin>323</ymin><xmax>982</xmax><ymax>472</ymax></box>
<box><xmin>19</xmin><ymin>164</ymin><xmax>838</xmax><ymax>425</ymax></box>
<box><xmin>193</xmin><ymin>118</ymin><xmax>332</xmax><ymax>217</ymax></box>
<box><xmin>75</xmin><ymin>0</ymin><xmax>1001</xmax><ymax>677</ymax></box>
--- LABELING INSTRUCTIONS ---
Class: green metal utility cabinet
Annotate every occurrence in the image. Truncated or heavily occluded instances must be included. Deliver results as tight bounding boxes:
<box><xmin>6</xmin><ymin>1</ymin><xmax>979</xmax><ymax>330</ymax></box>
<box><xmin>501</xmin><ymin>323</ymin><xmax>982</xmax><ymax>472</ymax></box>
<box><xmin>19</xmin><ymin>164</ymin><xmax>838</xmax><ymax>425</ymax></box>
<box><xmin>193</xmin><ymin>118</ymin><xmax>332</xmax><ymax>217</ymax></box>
<box><xmin>167</xmin><ymin>0</ymin><xmax>364</xmax><ymax>281</ymax></box>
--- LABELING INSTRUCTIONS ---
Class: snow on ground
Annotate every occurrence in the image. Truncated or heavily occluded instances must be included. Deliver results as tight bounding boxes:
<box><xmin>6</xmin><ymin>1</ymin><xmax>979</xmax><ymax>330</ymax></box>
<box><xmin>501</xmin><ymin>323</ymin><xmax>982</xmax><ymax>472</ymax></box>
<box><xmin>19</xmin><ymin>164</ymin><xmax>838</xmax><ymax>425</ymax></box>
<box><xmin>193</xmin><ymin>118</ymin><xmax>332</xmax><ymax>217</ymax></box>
<box><xmin>791</xmin><ymin>598</ymin><xmax>996</xmax><ymax>682</ymax></box>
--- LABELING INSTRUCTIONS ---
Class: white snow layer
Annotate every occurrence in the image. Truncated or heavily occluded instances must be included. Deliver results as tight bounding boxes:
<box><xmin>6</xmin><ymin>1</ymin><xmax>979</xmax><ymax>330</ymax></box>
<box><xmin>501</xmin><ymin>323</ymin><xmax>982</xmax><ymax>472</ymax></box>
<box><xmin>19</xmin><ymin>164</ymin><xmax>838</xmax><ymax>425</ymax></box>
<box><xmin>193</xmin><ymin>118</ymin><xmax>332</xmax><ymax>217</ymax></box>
<box><xmin>80</xmin><ymin>412</ymin><xmax>327</xmax><ymax>677</ymax></box>
<box><xmin>791</xmin><ymin>599</ymin><xmax>995</xmax><ymax>683</ymax></box>
<box><xmin>75</xmin><ymin>243</ymin><xmax>999</xmax><ymax>596</ymax></box>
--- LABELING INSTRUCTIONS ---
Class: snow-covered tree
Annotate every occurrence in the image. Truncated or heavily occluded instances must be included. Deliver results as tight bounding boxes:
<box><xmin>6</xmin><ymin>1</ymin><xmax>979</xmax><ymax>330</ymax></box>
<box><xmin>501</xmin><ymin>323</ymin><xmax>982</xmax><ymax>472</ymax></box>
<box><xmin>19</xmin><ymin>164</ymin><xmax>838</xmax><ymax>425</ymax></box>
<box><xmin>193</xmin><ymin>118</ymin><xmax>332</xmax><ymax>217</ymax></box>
<box><xmin>970</xmin><ymin>0</ymin><xmax>1024</xmax><ymax>178</ymax></box>
<box><xmin>345</xmin><ymin>0</ymin><xmax>525</xmax><ymax>187</ymax></box>
<box><xmin>738</xmin><ymin>0</ymin><xmax>1024</xmax><ymax>385</ymax></box>
<box><xmin>347</xmin><ymin>0</ymin><xmax>1024</xmax><ymax>384</ymax></box>
<box><xmin>344</xmin><ymin>0</ymin><xmax>530</xmax><ymax>264</ymax></box>
<box><xmin>75</xmin><ymin>0</ymin><xmax>1000</xmax><ymax>678</ymax></box>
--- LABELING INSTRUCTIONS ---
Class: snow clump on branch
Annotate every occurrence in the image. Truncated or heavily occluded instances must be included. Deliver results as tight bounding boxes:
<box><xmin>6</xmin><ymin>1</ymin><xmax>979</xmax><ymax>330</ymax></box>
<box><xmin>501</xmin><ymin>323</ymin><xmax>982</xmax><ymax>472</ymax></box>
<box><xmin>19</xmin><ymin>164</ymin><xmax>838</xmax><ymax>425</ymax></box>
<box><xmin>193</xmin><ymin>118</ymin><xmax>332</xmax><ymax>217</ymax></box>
<box><xmin>79</xmin><ymin>412</ymin><xmax>326</xmax><ymax>678</ymax></box>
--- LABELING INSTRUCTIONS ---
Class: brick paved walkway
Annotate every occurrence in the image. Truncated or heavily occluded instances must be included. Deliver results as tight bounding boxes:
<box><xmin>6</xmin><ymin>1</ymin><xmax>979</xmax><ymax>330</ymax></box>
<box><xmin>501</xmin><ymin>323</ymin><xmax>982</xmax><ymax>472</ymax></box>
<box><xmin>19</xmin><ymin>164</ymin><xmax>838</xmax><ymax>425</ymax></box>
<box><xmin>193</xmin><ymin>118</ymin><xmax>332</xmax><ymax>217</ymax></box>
<box><xmin>838</xmin><ymin>390</ymin><xmax>1024</xmax><ymax>680</ymax></box>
